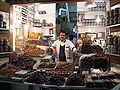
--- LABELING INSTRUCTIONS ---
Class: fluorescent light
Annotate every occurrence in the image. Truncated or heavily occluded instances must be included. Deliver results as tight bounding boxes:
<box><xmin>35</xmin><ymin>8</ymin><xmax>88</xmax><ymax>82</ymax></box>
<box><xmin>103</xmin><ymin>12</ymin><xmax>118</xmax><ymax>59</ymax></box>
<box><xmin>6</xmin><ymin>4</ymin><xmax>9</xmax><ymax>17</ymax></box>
<box><xmin>95</xmin><ymin>16</ymin><xmax>101</xmax><ymax>23</ymax></box>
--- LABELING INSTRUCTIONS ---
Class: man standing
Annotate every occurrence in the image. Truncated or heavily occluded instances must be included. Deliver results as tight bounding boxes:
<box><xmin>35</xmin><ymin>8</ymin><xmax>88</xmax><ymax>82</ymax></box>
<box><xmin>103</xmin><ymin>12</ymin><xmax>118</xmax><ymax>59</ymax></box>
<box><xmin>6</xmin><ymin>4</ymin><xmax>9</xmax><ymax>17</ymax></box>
<box><xmin>50</xmin><ymin>31</ymin><xmax>78</xmax><ymax>62</ymax></box>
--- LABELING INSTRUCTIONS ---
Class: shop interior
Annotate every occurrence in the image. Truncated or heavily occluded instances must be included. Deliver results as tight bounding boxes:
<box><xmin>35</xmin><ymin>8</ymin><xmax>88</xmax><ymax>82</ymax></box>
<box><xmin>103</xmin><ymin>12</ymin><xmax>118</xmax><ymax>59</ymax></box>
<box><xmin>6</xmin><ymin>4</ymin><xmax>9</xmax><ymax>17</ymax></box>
<box><xmin>0</xmin><ymin>0</ymin><xmax>120</xmax><ymax>90</ymax></box>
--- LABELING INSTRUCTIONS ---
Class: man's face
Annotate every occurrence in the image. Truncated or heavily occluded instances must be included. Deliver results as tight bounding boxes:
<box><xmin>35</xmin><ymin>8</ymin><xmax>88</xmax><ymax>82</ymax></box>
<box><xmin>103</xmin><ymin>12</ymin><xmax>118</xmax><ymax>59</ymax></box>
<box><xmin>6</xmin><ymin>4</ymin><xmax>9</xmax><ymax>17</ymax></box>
<box><xmin>59</xmin><ymin>33</ymin><xmax>66</xmax><ymax>41</ymax></box>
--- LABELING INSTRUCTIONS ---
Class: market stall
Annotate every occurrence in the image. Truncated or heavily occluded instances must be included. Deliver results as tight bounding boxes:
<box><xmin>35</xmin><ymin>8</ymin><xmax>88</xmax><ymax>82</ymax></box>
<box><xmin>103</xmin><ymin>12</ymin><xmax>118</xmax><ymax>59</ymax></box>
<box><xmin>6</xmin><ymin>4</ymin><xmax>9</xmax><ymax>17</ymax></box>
<box><xmin>0</xmin><ymin>0</ymin><xmax>120</xmax><ymax>90</ymax></box>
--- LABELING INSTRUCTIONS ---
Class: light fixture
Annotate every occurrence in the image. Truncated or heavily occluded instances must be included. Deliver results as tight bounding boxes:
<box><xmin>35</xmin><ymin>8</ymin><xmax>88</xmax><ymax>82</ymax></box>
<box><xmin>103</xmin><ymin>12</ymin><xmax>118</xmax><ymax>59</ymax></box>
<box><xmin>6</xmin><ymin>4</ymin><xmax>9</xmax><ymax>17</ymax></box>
<box><xmin>95</xmin><ymin>15</ymin><xmax>101</xmax><ymax>23</ymax></box>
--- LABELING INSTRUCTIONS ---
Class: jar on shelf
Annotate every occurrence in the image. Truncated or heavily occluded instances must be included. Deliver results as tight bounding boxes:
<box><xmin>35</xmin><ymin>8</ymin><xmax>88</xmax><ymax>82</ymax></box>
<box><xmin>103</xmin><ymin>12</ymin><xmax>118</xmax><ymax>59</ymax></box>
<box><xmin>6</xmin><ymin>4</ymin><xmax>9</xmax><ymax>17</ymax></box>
<box><xmin>118</xmin><ymin>46</ymin><xmax>120</xmax><ymax>55</ymax></box>
<box><xmin>0</xmin><ymin>20</ymin><xmax>3</xmax><ymax>28</ymax></box>
<box><xmin>0</xmin><ymin>45</ymin><xmax>3</xmax><ymax>52</ymax></box>
<box><xmin>8</xmin><ymin>46</ymin><xmax>13</xmax><ymax>52</ymax></box>
<box><xmin>0</xmin><ymin>39</ymin><xmax>3</xmax><ymax>46</ymax></box>
<box><xmin>112</xmin><ymin>46</ymin><xmax>118</xmax><ymax>54</ymax></box>
<box><xmin>108</xmin><ymin>35</ymin><xmax>113</xmax><ymax>45</ymax></box>
<box><xmin>3</xmin><ymin>39</ymin><xmax>8</xmax><ymax>46</ymax></box>
<box><xmin>118</xmin><ymin>37</ymin><xmax>120</xmax><ymax>46</ymax></box>
<box><xmin>3</xmin><ymin>46</ymin><xmax>8</xmax><ymax>52</ymax></box>
<box><xmin>108</xmin><ymin>45</ymin><xmax>112</xmax><ymax>53</ymax></box>
<box><xmin>3</xmin><ymin>21</ymin><xmax>7</xmax><ymax>28</ymax></box>
<box><xmin>0</xmin><ymin>14</ymin><xmax>3</xmax><ymax>21</ymax></box>
<box><xmin>113</xmin><ymin>36</ymin><xmax>118</xmax><ymax>46</ymax></box>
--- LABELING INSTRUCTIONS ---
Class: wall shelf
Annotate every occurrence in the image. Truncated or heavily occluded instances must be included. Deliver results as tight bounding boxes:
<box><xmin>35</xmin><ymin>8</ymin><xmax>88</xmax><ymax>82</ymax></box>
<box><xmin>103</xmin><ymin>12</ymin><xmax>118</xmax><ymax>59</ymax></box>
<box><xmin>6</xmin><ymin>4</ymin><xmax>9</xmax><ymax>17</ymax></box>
<box><xmin>0</xmin><ymin>28</ymin><xmax>10</xmax><ymax>31</ymax></box>
<box><xmin>106</xmin><ymin>53</ymin><xmax>120</xmax><ymax>57</ymax></box>
<box><xmin>0</xmin><ymin>52</ymin><xmax>13</xmax><ymax>55</ymax></box>
<box><xmin>106</xmin><ymin>24</ymin><xmax>120</xmax><ymax>28</ymax></box>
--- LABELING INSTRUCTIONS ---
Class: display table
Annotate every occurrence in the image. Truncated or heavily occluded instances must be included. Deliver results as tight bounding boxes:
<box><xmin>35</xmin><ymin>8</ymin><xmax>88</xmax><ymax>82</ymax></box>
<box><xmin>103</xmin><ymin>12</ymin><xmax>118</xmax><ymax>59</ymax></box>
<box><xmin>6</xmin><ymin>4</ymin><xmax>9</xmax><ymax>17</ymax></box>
<box><xmin>0</xmin><ymin>79</ymin><xmax>109</xmax><ymax>90</ymax></box>
<box><xmin>0</xmin><ymin>52</ymin><xmax>13</xmax><ymax>63</ymax></box>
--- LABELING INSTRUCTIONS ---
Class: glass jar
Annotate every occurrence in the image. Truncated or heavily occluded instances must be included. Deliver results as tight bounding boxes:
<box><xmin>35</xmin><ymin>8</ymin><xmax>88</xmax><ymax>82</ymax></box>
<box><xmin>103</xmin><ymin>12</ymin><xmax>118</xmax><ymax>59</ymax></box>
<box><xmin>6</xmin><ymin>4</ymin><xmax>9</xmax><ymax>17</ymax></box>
<box><xmin>108</xmin><ymin>35</ymin><xmax>113</xmax><ymax>45</ymax></box>
<box><xmin>0</xmin><ymin>46</ymin><xmax>3</xmax><ymax>52</ymax></box>
<box><xmin>3</xmin><ymin>21</ymin><xmax>7</xmax><ymax>28</ymax></box>
<box><xmin>8</xmin><ymin>46</ymin><xmax>13</xmax><ymax>52</ymax></box>
<box><xmin>3</xmin><ymin>39</ymin><xmax>8</xmax><ymax>46</ymax></box>
<box><xmin>0</xmin><ymin>20</ymin><xmax>3</xmax><ymax>28</ymax></box>
<box><xmin>3</xmin><ymin>46</ymin><xmax>8</xmax><ymax>52</ymax></box>
<box><xmin>112</xmin><ymin>46</ymin><xmax>118</xmax><ymax>54</ymax></box>
<box><xmin>0</xmin><ymin>39</ymin><xmax>3</xmax><ymax>46</ymax></box>
<box><xmin>113</xmin><ymin>36</ymin><xmax>118</xmax><ymax>46</ymax></box>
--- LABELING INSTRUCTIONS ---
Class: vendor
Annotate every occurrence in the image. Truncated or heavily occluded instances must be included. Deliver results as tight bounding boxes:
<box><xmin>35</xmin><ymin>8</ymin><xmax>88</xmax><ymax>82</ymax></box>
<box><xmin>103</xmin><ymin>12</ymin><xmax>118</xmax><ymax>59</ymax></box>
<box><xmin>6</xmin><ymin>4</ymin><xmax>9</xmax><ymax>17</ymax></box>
<box><xmin>50</xmin><ymin>31</ymin><xmax>78</xmax><ymax>62</ymax></box>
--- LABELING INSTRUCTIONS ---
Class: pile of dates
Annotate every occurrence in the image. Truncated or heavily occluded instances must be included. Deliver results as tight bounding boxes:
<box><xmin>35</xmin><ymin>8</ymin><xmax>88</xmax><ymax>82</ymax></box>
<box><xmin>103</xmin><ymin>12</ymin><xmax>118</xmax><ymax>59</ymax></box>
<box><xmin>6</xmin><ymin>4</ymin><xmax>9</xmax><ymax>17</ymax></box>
<box><xmin>12</xmin><ymin>54</ymin><xmax>36</xmax><ymax>70</ymax></box>
<box><xmin>38</xmin><ymin>62</ymin><xmax>56</xmax><ymax>69</ymax></box>
<box><xmin>25</xmin><ymin>71</ymin><xmax>46</xmax><ymax>84</ymax></box>
<box><xmin>0</xmin><ymin>64</ymin><xmax>21</xmax><ymax>77</ymax></box>
<box><xmin>65</xmin><ymin>74</ymin><xmax>85</xmax><ymax>86</ymax></box>
<box><xmin>55</xmin><ymin>62</ymin><xmax>75</xmax><ymax>71</ymax></box>
<box><xmin>45</xmin><ymin>75</ymin><xmax>65</xmax><ymax>86</ymax></box>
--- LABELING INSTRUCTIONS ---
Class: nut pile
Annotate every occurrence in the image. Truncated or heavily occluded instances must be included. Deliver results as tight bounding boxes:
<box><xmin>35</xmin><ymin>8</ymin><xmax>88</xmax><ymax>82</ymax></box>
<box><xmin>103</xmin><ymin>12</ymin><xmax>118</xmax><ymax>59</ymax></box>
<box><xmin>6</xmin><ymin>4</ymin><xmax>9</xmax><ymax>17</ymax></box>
<box><xmin>0</xmin><ymin>64</ymin><xmax>21</xmax><ymax>77</ymax></box>
<box><xmin>24</xmin><ymin>44</ymin><xmax>45</xmax><ymax>56</ymax></box>
<box><xmin>12</xmin><ymin>54</ymin><xmax>36</xmax><ymax>70</ymax></box>
<box><xmin>26</xmin><ymin>40</ymin><xmax>48</xmax><ymax>46</ymax></box>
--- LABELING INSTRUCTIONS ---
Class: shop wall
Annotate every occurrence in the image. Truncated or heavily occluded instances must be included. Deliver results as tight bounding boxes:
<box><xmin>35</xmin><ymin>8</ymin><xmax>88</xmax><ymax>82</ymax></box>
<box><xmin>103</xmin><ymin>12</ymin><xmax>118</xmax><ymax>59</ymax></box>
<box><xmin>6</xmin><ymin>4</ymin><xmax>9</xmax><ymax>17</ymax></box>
<box><xmin>110</xmin><ymin>0</ymin><xmax>120</xmax><ymax>6</ymax></box>
<box><xmin>0</xmin><ymin>1</ymin><xmax>10</xmax><ymax>13</ymax></box>
<box><xmin>77</xmin><ymin>26</ymin><xmax>106</xmax><ymax>33</ymax></box>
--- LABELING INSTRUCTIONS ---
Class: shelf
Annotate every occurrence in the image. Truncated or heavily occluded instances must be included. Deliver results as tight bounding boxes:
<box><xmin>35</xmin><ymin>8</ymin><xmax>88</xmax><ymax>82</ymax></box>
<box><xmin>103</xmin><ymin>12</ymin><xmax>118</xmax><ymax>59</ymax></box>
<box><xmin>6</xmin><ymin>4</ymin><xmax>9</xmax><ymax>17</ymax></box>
<box><xmin>106</xmin><ymin>53</ymin><xmax>120</xmax><ymax>57</ymax></box>
<box><xmin>106</xmin><ymin>24</ymin><xmax>120</xmax><ymax>28</ymax></box>
<box><xmin>78</xmin><ymin>26</ymin><xmax>106</xmax><ymax>28</ymax></box>
<box><xmin>0</xmin><ymin>28</ymin><xmax>10</xmax><ymax>31</ymax></box>
<box><xmin>0</xmin><ymin>52</ymin><xmax>13</xmax><ymax>55</ymax></box>
<box><xmin>33</xmin><ymin>26</ymin><xmax>54</xmax><ymax>29</ymax></box>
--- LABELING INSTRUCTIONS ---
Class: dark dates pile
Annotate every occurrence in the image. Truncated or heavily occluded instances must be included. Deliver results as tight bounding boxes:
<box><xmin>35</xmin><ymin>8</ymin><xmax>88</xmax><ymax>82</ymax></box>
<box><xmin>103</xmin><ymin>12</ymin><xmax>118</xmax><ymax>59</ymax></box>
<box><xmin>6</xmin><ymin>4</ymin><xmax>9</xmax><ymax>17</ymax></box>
<box><xmin>55</xmin><ymin>62</ymin><xmax>75</xmax><ymax>71</ymax></box>
<box><xmin>25</xmin><ymin>71</ymin><xmax>46</xmax><ymax>84</ymax></box>
<box><xmin>12</xmin><ymin>54</ymin><xmax>36</xmax><ymax>70</ymax></box>
<box><xmin>45</xmin><ymin>75</ymin><xmax>65</xmax><ymax>86</ymax></box>
<box><xmin>80</xmin><ymin>54</ymin><xmax>108</xmax><ymax>70</ymax></box>
<box><xmin>65</xmin><ymin>74</ymin><xmax>85</xmax><ymax>86</ymax></box>
<box><xmin>38</xmin><ymin>62</ymin><xmax>56</xmax><ymax>68</ymax></box>
<box><xmin>92</xmin><ymin>45</ymin><xmax>104</xmax><ymax>56</ymax></box>
<box><xmin>80</xmin><ymin>56</ymin><xmax>94</xmax><ymax>69</ymax></box>
<box><xmin>0</xmin><ymin>64</ymin><xmax>21</xmax><ymax>77</ymax></box>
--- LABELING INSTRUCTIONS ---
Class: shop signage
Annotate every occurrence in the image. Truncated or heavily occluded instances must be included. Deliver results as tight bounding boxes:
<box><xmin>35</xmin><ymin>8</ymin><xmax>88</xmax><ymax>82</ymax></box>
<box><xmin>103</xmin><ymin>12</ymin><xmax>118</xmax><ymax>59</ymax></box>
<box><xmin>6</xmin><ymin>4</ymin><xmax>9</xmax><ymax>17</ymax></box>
<box><xmin>9</xmin><ymin>0</ymin><xmax>75</xmax><ymax>4</ymax></box>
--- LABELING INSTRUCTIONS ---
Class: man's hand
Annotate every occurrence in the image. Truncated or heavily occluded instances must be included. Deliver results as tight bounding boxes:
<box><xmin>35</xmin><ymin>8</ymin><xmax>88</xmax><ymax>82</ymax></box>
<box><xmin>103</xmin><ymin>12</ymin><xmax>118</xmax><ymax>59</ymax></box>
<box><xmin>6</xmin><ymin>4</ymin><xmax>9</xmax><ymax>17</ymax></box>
<box><xmin>53</xmin><ymin>50</ymin><xmax>57</xmax><ymax>57</ymax></box>
<box><xmin>51</xmin><ymin>48</ymin><xmax>57</xmax><ymax>57</ymax></box>
<box><xmin>74</xmin><ymin>50</ymin><xmax>79</xmax><ymax>56</ymax></box>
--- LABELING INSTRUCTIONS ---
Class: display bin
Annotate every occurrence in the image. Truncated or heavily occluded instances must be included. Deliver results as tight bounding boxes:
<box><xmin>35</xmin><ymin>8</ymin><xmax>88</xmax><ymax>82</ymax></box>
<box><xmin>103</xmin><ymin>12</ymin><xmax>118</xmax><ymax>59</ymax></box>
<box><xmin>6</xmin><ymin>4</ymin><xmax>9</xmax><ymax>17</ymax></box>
<box><xmin>24</xmin><ymin>82</ymin><xmax>108</xmax><ymax>90</ymax></box>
